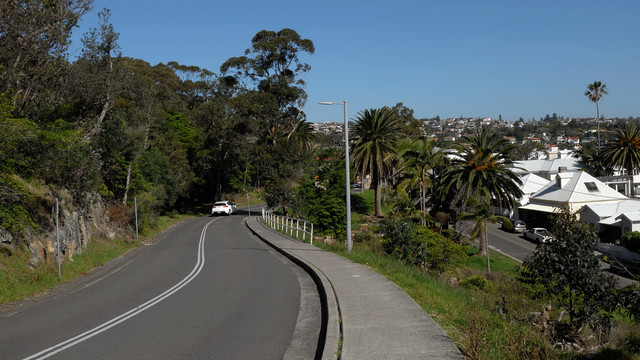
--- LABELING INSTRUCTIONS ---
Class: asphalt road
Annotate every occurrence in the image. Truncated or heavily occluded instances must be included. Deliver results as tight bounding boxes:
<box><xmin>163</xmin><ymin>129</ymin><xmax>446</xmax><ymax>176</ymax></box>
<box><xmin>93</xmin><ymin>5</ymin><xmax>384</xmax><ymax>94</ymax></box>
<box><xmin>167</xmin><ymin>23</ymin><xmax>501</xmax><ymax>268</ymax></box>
<box><xmin>485</xmin><ymin>222</ymin><xmax>637</xmax><ymax>287</ymax></box>
<box><xmin>1</xmin><ymin>213</ymin><xmax>319</xmax><ymax>359</ymax></box>
<box><xmin>485</xmin><ymin>222</ymin><xmax>537</xmax><ymax>262</ymax></box>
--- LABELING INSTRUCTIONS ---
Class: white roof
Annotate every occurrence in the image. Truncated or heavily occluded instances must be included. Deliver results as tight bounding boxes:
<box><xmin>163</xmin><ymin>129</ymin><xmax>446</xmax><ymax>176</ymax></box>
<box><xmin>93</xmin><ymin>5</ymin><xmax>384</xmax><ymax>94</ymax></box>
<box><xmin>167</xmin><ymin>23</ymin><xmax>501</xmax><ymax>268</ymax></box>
<box><xmin>529</xmin><ymin>171</ymin><xmax>627</xmax><ymax>210</ymax></box>
<box><xmin>520</xmin><ymin>173</ymin><xmax>550</xmax><ymax>194</ymax></box>
<box><xmin>599</xmin><ymin>216</ymin><xmax>622</xmax><ymax>225</ymax></box>
<box><xmin>582</xmin><ymin>199</ymin><xmax>640</xmax><ymax>218</ymax></box>
<box><xmin>513</xmin><ymin>158</ymin><xmax>583</xmax><ymax>175</ymax></box>
<box><xmin>617</xmin><ymin>212</ymin><xmax>640</xmax><ymax>222</ymax></box>
<box><xmin>519</xmin><ymin>202</ymin><xmax>563</xmax><ymax>213</ymax></box>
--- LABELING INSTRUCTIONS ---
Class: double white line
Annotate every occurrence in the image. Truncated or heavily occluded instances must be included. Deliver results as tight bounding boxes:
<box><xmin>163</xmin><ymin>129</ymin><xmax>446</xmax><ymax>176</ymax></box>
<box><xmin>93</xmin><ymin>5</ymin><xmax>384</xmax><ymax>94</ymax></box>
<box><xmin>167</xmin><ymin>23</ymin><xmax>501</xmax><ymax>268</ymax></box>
<box><xmin>23</xmin><ymin>218</ymin><xmax>217</xmax><ymax>360</ymax></box>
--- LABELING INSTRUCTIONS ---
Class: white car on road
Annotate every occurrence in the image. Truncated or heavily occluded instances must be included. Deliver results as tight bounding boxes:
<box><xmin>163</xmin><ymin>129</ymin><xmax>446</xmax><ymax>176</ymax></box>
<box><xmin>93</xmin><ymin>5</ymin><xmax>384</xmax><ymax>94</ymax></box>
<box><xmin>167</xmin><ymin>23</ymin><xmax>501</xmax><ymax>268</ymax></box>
<box><xmin>523</xmin><ymin>227</ymin><xmax>552</xmax><ymax>243</ymax></box>
<box><xmin>211</xmin><ymin>201</ymin><xmax>237</xmax><ymax>216</ymax></box>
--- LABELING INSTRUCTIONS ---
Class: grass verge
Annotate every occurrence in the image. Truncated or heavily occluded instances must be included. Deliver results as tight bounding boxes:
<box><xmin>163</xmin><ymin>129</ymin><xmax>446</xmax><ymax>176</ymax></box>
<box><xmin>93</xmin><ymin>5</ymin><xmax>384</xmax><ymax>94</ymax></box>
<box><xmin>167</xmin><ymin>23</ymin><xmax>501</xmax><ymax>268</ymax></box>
<box><xmin>313</xmin><ymin>239</ymin><xmax>566</xmax><ymax>359</ymax></box>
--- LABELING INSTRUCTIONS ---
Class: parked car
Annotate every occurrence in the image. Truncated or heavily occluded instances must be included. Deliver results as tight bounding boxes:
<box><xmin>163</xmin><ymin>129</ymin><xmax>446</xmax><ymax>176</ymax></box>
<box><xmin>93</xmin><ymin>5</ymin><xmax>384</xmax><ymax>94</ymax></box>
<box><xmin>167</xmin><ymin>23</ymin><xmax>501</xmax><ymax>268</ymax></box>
<box><xmin>501</xmin><ymin>218</ymin><xmax>526</xmax><ymax>233</ymax></box>
<box><xmin>211</xmin><ymin>201</ymin><xmax>237</xmax><ymax>216</ymax></box>
<box><xmin>523</xmin><ymin>227</ymin><xmax>552</xmax><ymax>243</ymax></box>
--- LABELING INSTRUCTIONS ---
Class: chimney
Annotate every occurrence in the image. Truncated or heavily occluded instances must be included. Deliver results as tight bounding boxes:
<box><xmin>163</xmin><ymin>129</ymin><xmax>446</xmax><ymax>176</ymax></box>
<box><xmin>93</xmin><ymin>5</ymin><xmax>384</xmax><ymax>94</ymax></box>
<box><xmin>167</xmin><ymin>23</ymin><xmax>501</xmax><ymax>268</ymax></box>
<box><xmin>555</xmin><ymin>172</ymin><xmax>572</xmax><ymax>189</ymax></box>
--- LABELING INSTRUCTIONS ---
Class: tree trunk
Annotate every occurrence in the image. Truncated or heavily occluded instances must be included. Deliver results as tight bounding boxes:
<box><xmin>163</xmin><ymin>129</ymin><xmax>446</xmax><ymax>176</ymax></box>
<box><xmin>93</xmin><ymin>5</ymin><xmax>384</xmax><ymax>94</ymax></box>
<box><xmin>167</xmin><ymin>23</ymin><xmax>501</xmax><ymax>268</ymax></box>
<box><xmin>629</xmin><ymin>166</ymin><xmax>636</xmax><ymax>198</ymax></box>
<box><xmin>374</xmin><ymin>177</ymin><xmax>384</xmax><ymax>217</ymax></box>
<box><xmin>484</xmin><ymin>225</ymin><xmax>491</xmax><ymax>274</ymax></box>
<box><xmin>476</xmin><ymin>220</ymin><xmax>488</xmax><ymax>257</ymax></box>
<box><xmin>122</xmin><ymin>162</ymin><xmax>132</xmax><ymax>205</ymax></box>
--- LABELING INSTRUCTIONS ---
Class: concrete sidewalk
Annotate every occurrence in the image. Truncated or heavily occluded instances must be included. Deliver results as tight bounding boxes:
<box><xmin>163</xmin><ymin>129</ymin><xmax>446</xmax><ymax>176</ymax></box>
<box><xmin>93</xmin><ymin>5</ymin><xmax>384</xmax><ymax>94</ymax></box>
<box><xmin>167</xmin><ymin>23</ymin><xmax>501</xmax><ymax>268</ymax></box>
<box><xmin>245</xmin><ymin>216</ymin><xmax>463</xmax><ymax>360</ymax></box>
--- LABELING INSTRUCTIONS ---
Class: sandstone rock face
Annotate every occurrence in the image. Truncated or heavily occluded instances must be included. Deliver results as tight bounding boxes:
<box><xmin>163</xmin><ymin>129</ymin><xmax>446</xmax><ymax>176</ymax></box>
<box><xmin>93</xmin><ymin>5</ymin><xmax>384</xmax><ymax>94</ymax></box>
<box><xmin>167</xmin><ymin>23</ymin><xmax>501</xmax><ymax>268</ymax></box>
<box><xmin>0</xmin><ymin>227</ymin><xmax>12</xmax><ymax>245</ymax></box>
<box><xmin>25</xmin><ymin>192</ymin><xmax>114</xmax><ymax>267</ymax></box>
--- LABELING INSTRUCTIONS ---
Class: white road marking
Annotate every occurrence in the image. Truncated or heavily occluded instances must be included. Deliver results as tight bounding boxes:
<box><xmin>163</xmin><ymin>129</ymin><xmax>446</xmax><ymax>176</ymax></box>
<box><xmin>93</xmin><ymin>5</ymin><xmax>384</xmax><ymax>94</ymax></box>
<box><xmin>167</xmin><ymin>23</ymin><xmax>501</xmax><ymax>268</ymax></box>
<box><xmin>23</xmin><ymin>218</ymin><xmax>218</xmax><ymax>360</ymax></box>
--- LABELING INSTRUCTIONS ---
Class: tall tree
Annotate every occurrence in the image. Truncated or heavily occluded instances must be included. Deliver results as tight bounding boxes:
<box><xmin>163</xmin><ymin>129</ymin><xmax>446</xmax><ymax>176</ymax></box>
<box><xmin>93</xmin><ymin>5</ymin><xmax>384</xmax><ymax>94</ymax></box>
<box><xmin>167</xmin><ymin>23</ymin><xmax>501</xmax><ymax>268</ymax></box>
<box><xmin>601</xmin><ymin>123</ymin><xmax>640</xmax><ymax>197</ymax></box>
<box><xmin>351</xmin><ymin>108</ymin><xmax>402</xmax><ymax>217</ymax></box>
<box><xmin>397</xmin><ymin>137</ymin><xmax>442</xmax><ymax>225</ymax></box>
<box><xmin>73</xmin><ymin>8</ymin><xmax>121</xmax><ymax>141</ymax></box>
<box><xmin>219</xmin><ymin>28</ymin><xmax>315</xmax><ymax>210</ymax></box>
<box><xmin>442</xmin><ymin>129</ymin><xmax>523</xmax><ymax>257</ymax></box>
<box><xmin>459</xmin><ymin>199</ymin><xmax>508</xmax><ymax>273</ymax></box>
<box><xmin>0</xmin><ymin>0</ymin><xmax>93</xmax><ymax>115</ymax></box>
<box><xmin>220</xmin><ymin>28</ymin><xmax>314</xmax><ymax>149</ymax></box>
<box><xmin>383</xmin><ymin>102</ymin><xmax>422</xmax><ymax>137</ymax></box>
<box><xmin>585</xmin><ymin>81</ymin><xmax>607</xmax><ymax>146</ymax></box>
<box><xmin>575</xmin><ymin>141</ymin><xmax>612</xmax><ymax>177</ymax></box>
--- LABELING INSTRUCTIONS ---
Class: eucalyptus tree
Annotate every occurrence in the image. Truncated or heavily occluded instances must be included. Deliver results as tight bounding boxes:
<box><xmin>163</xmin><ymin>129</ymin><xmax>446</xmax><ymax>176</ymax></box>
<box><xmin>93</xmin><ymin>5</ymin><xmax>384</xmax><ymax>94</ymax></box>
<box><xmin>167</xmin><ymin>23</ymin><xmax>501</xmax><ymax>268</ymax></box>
<box><xmin>72</xmin><ymin>8</ymin><xmax>122</xmax><ymax>141</ymax></box>
<box><xmin>220</xmin><ymin>28</ymin><xmax>314</xmax><ymax>149</ymax></box>
<box><xmin>442</xmin><ymin>129</ymin><xmax>523</xmax><ymax>258</ymax></box>
<box><xmin>585</xmin><ymin>81</ymin><xmax>608</xmax><ymax>146</ymax></box>
<box><xmin>0</xmin><ymin>0</ymin><xmax>93</xmax><ymax>115</ymax></box>
<box><xmin>383</xmin><ymin>102</ymin><xmax>423</xmax><ymax>137</ymax></box>
<box><xmin>220</xmin><ymin>28</ymin><xmax>315</xmax><ymax>210</ymax></box>
<box><xmin>601</xmin><ymin>123</ymin><xmax>640</xmax><ymax>197</ymax></box>
<box><xmin>351</xmin><ymin>108</ymin><xmax>403</xmax><ymax>217</ymax></box>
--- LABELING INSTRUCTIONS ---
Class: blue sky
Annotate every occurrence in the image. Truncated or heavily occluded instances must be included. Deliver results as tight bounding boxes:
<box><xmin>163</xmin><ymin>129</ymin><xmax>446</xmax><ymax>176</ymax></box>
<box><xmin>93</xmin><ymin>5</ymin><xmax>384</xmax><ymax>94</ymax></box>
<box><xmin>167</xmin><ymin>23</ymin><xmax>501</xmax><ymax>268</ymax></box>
<box><xmin>68</xmin><ymin>0</ymin><xmax>640</xmax><ymax>123</ymax></box>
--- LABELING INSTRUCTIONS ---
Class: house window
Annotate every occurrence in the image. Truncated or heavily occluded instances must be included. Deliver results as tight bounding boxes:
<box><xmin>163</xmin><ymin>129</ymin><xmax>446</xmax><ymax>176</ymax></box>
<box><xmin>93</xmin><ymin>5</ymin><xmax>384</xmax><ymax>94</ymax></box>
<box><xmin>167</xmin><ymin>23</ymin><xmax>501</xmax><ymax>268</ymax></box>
<box><xmin>584</xmin><ymin>182</ymin><xmax>598</xmax><ymax>192</ymax></box>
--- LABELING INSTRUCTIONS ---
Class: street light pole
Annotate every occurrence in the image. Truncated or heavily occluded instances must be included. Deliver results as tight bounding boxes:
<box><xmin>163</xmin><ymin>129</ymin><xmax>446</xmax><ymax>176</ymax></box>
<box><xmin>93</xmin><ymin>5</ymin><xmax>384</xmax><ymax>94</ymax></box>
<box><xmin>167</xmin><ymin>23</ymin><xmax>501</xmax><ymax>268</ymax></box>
<box><xmin>319</xmin><ymin>101</ymin><xmax>352</xmax><ymax>252</ymax></box>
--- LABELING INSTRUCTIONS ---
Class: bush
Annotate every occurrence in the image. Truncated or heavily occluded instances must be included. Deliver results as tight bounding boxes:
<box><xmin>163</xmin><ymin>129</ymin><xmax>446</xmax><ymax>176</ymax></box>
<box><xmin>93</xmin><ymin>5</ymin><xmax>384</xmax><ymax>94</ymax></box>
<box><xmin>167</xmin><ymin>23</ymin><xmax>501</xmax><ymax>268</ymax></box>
<box><xmin>380</xmin><ymin>219</ymin><xmax>421</xmax><ymax>265</ymax></box>
<box><xmin>354</xmin><ymin>229</ymin><xmax>377</xmax><ymax>243</ymax></box>
<box><xmin>621</xmin><ymin>231</ymin><xmax>640</xmax><ymax>253</ymax></box>
<box><xmin>380</xmin><ymin>219</ymin><xmax>466</xmax><ymax>273</ymax></box>
<box><xmin>415</xmin><ymin>227</ymin><xmax>466</xmax><ymax>273</ymax></box>
<box><xmin>501</xmin><ymin>218</ymin><xmax>514</xmax><ymax>232</ymax></box>
<box><xmin>460</xmin><ymin>275</ymin><xmax>494</xmax><ymax>291</ymax></box>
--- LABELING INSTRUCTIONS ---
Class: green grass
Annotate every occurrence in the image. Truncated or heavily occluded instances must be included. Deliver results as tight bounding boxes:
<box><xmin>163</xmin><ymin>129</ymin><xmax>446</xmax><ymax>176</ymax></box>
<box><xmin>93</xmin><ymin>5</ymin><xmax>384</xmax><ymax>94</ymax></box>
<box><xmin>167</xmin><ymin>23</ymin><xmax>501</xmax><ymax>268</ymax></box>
<box><xmin>315</xmin><ymin>239</ymin><xmax>560</xmax><ymax>359</ymax></box>
<box><xmin>465</xmin><ymin>248</ymin><xmax>521</xmax><ymax>276</ymax></box>
<box><xmin>309</xmin><ymin>237</ymin><xmax>640</xmax><ymax>359</ymax></box>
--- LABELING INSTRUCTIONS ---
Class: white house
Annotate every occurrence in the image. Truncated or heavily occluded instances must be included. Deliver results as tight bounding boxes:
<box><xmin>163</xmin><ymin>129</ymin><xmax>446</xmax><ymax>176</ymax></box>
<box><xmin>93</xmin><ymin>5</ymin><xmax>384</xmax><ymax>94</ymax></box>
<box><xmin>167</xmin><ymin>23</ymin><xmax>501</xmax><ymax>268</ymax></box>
<box><xmin>518</xmin><ymin>171</ymin><xmax>628</xmax><ymax>228</ymax></box>
<box><xmin>578</xmin><ymin>199</ymin><xmax>640</xmax><ymax>241</ymax></box>
<box><xmin>617</xmin><ymin>212</ymin><xmax>640</xmax><ymax>234</ymax></box>
<box><xmin>519</xmin><ymin>173</ymin><xmax>550</xmax><ymax>206</ymax></box>
<box><xmin>513</xmin><ymin>158</ymin><xmax>583</xmax><ymax>179</ymax></box>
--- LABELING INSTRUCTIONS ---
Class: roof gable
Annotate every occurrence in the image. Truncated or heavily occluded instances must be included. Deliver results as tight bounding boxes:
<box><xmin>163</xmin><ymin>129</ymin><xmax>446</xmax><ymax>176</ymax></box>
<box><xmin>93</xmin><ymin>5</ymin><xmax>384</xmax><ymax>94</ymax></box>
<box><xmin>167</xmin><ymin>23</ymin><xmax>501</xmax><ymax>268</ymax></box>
<box><xmin>520</xmin><ymin>173</ymin><xmax>550</xmax><ymax>194</ymax></box>
<box><xmin>530</xmin><ymin>171</ymin><xmax>628</xmax><ymax>205</ymax></box>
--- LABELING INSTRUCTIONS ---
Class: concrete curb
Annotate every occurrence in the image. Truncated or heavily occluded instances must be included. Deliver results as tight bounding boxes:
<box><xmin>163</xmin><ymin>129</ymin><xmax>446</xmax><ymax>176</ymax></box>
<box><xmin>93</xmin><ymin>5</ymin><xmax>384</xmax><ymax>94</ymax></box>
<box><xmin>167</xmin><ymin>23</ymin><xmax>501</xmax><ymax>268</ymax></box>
<box><xmin>244</xmin><ymin>217</ymin><xmax>341</xmax><ymax>360</ymax></box>
<box><xmin>245</xmin><ymin>216</ymin><xmax>464</xmax><ymax>360</ymax></box>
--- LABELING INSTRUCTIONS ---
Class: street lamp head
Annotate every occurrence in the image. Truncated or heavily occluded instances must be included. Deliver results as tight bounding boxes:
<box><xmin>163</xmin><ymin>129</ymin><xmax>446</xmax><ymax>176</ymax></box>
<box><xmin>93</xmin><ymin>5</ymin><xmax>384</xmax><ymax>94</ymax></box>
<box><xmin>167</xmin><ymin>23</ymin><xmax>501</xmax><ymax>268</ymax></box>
<box><xmin>318</xmin><ymin>101</ymin><xmax>346</xmax><ymax>106</ymax></box>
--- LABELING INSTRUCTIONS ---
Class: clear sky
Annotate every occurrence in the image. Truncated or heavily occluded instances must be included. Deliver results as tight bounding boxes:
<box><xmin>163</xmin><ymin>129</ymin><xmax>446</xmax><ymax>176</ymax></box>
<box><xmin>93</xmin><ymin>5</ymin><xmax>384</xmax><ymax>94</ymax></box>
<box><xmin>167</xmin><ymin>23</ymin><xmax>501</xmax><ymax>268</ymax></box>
<box><xmin>68</xmin><ymin>0</ymin><xmax>640</xmax><ymax>123</ymax></box>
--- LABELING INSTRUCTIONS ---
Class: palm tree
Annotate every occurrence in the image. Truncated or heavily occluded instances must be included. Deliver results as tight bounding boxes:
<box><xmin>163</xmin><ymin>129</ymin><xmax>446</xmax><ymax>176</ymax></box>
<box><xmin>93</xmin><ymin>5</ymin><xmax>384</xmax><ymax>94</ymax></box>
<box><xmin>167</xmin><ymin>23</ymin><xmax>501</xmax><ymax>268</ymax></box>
<box><xmin>286</xmin><ymin>118</ymin><xmax>316</xmax><ymax>151</ymax></box>
<box><xmin>601</xmin><ymin>123</ymin><xmax>640</xmax><ymax>197</ymax></box>
<box><xmin>459</xmin><ymin>199</ymin><xmax>508</xmax><ymax>274</ymax></box>
<box><xmin>585</xmin><ymin>81</ymin><xmax>608</xmax><ymax>146</ymax></box>
<box><xmin>351</xmin><ymin>108</ymin><xmax>402</xmax><ymax>217</ymax></box>
<box><xmin>397</xmin><ymin>137</ymin><xmax>443</xmax><ymax>225</ymax></box>
<box><xmin>575</xmin><ymin>141</ymin><xmax>612</xmax><ymax>177</ymax></box>
<box><xmin>442</xmin><ymin>129</ymin><xmax>523</xmax><ymax>259</ymax></box>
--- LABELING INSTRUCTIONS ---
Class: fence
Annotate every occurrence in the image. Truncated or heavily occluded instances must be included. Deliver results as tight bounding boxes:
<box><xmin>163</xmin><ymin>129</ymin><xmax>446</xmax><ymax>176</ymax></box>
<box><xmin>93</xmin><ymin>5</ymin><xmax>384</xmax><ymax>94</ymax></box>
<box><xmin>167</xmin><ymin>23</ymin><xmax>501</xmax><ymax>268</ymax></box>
<box><xmin>261</xmin><ymin>208</ymin><xmax>314</xmax><ymax>245</ymax></box>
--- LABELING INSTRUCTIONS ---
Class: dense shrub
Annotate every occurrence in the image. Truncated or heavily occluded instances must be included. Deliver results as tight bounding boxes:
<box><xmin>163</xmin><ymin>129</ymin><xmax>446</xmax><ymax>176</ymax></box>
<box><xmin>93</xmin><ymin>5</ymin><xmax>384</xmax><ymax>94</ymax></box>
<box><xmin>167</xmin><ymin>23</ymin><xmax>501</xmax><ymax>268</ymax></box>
<box><xmin>292</xmin><ymin>149</ymin><xmax>346</xmax><ymax>237</ymax></box>
<box><xmin>380</xmin><ymin>219</ymin><xmax>421</xmax><ymax>264</ymax></box>
<box><xmin>621</xmin><ymin>231</ymin><xmax>640</xmax><ymax>253</ymax></box>
<box><xmin>501</xmin><ymin>218</ymin><xmax>514</xmax><ymax>232</ymax></box>
<box><xmin>460</xmin><ymin>275</ymin><xmax>494</xmax><ymax>291</ymax></box>
<box><xmin>415</xmin><ymin>227</ymin><xmax>466</xmax><ymax>272</ymax></box>
<box><xmin>380</xmin><ymin>219</ymin><xmax>466</xmax><ymax>273</ymax></box>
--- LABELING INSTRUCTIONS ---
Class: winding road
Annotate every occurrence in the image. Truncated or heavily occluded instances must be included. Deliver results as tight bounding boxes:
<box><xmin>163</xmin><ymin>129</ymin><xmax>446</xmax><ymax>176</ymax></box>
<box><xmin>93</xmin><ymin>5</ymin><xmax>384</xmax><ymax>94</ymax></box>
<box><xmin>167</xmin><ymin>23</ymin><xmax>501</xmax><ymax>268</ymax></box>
<box><xmin>1</xmin><ymin>212</ymin><xmax>320</xmax><ymax>359</ymax></box>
